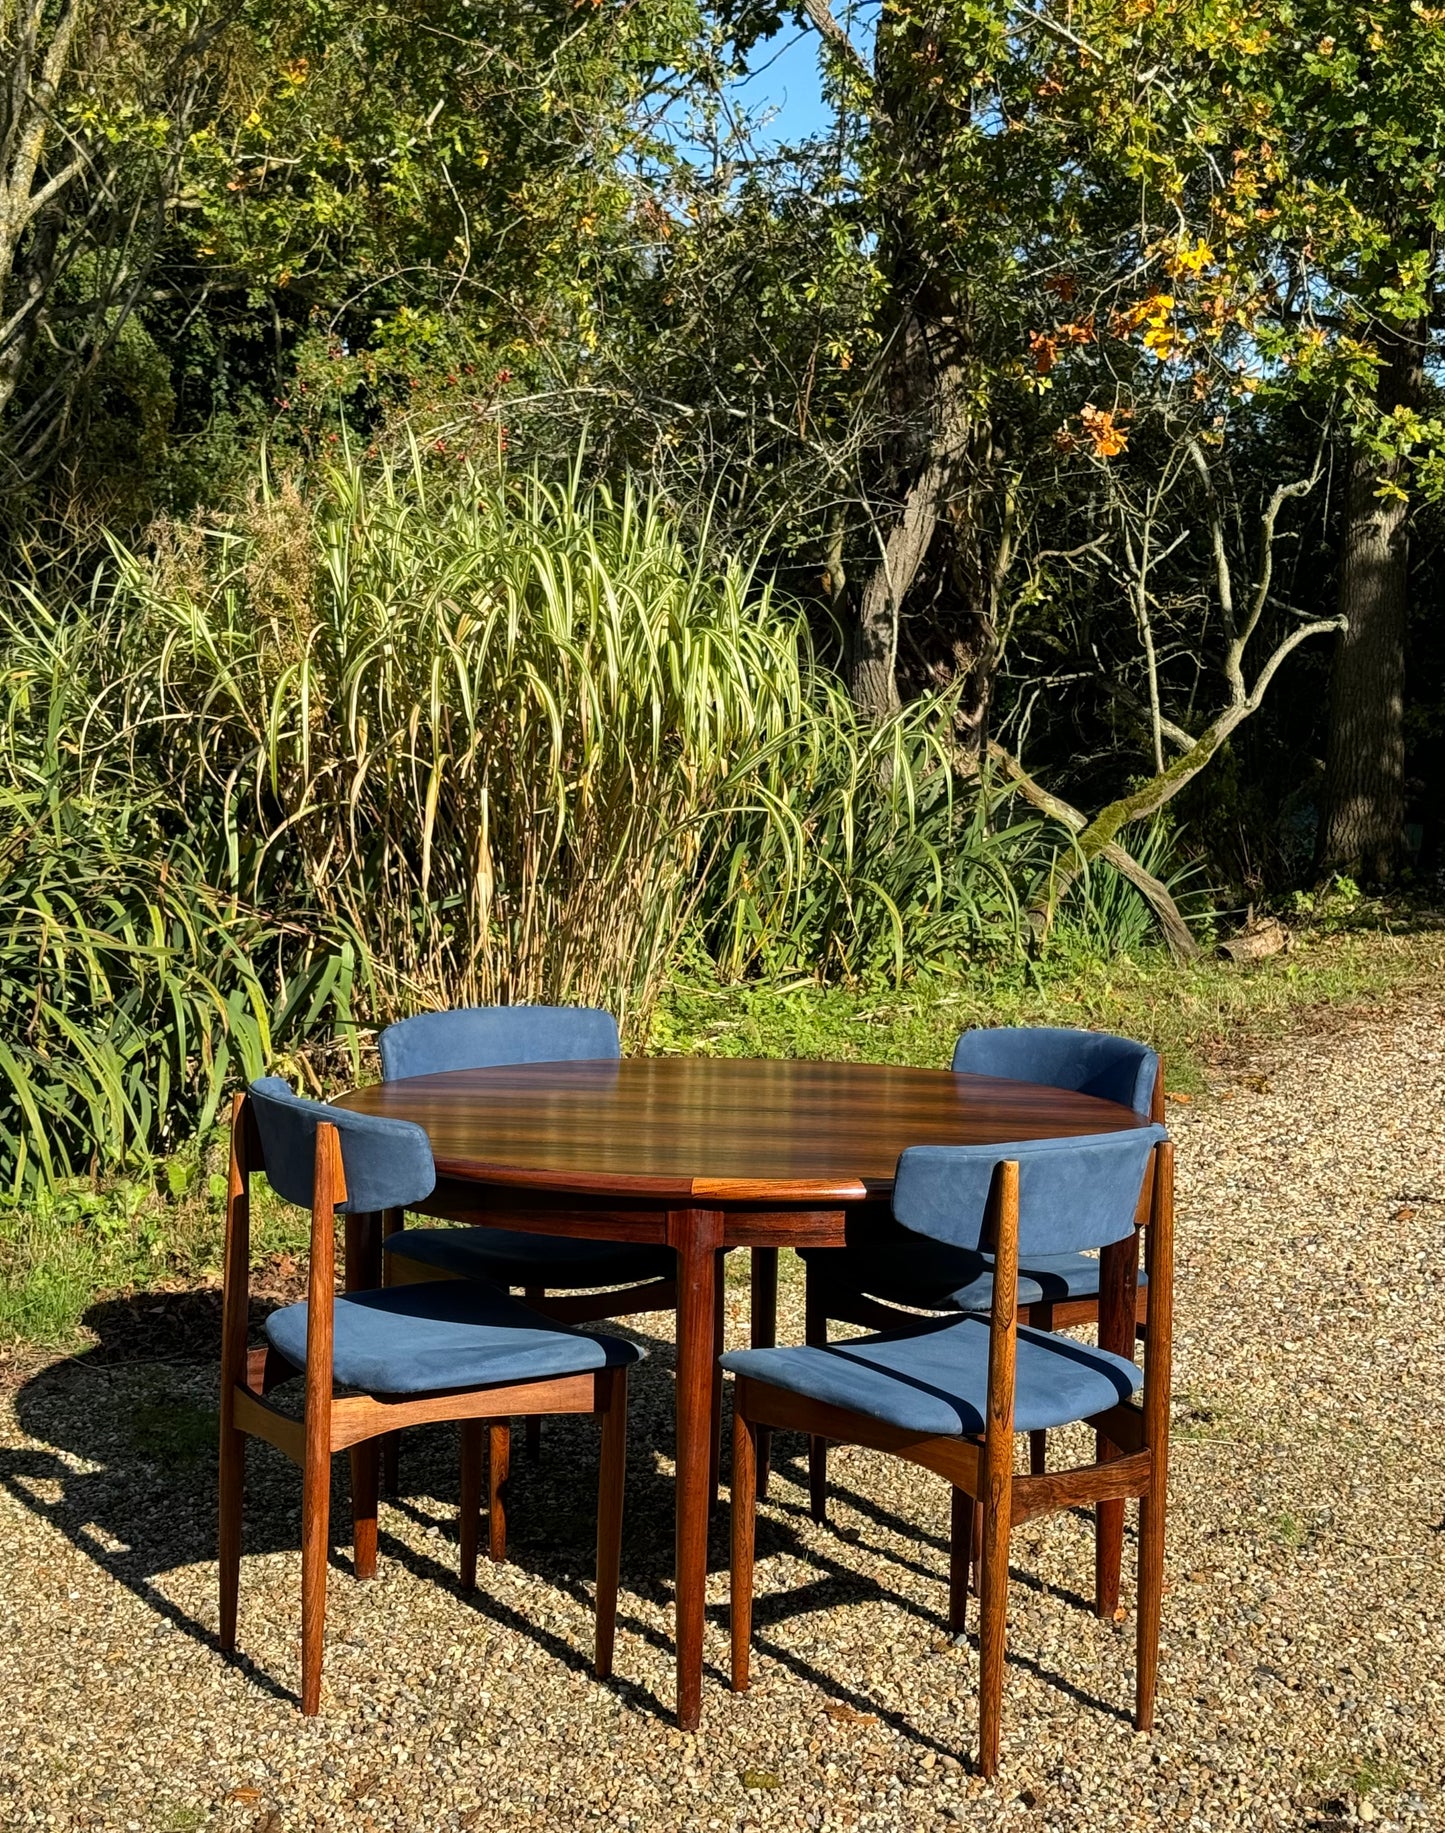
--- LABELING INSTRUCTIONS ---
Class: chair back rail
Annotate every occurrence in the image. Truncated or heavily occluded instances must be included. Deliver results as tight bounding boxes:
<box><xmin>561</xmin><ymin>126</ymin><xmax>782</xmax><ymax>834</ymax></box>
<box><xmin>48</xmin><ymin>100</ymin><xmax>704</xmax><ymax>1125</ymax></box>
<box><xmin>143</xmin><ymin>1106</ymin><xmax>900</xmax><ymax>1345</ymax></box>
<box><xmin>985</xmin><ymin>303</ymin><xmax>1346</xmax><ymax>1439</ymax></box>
<box><xmin>952</xmin><ymin>1025</ymin><xmax>1159</xmax><ymax>1118</ymax></box>
<box><xmin>378</xmin><ymin>1004</ymin><xmax>620</xmax><ymax>1081</ymax></box>
<box><xmin>893</xmin><ymin>1126</ymin><xmax>1166</xmax><ymax>1257</ymax></box>
<box><xmin>248</xmin><ymin>1076</ymin><xmax>435</xmax><ymax>1213</ymax></box>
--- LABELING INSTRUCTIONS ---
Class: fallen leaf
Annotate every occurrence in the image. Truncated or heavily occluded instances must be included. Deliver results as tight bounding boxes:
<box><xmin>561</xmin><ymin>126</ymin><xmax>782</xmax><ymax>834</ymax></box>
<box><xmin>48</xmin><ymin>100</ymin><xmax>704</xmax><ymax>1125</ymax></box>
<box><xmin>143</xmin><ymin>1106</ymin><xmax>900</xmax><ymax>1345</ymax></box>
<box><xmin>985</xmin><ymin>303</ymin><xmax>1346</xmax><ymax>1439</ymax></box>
<box><xmin>228</xmin><ymin>1791</ymin><xmax>262</xmax><ymax>1806</ymax></box>
<box><xmin>1167</xmin><ymin>1091</ymin><xmax>1192</xmax><ymax>1103</ymax></box>
<box><xmin>823</xmin><ymin>1703</ymin><xmax>879</xmax><ymax>1725</ymax></box>
<box><xmin>740</xmin><ymin>1767</ymin><xmax>780</xmax><ymax>1790</ymax></box>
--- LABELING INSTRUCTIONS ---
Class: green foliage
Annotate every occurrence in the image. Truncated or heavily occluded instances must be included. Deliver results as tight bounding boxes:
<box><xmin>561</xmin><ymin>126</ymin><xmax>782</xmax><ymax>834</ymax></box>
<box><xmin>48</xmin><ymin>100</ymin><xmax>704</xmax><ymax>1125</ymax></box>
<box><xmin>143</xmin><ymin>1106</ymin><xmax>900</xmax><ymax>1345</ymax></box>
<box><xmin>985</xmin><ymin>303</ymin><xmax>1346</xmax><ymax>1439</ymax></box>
<box><xmin>1057</xmin><ymin>820</ymin><xmax>1214</xmax><ymax>960</ymax></box>
<box><xmin>107</xmin><ymin>450</ymin><xmax>1023</xmax><ymax>1028</ymax></box>
<box><xmin>2</xmin><ymin>0</ymin><xmax>712</xmax><ymax>532</ymax></box>
<box><xmin>0</xmin><ymin>586</ymin><xmax>367</xmax><ymax>1189</ymax></box>
<box><xmin>653</xmin><ymin>922</ymin><xmax>1445</xmax><ymax>1096</ymax></box>
<box><xmin>3</xmin><ymin>450</ymin><xmax>1100</xmax><ymax>1192</ymax></box>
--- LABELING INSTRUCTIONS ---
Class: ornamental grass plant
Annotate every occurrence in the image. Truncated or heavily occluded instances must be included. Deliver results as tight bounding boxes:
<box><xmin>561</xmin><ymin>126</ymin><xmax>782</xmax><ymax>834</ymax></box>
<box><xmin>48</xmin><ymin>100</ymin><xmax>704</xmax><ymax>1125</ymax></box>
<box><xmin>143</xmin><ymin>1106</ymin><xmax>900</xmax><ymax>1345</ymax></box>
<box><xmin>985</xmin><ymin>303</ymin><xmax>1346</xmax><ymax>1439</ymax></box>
<box><xmin>1</xmin><ymin>449</ymin><xmax>1069</xmax><ymax>1190</ymax></box>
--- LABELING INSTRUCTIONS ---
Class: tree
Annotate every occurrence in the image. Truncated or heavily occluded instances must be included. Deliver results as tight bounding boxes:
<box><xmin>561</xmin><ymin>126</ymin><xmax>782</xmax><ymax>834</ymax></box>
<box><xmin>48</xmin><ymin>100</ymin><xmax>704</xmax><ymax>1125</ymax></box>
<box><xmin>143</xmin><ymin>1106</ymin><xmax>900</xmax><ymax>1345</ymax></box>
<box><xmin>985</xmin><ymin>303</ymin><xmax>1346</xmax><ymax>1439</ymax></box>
<box><xmin>705</xmin><ymin>0</ymin><xmax>1445</xmax><ymax>906</ymax></box>
<box><xmin>1</xmin><ymin>0</ymin><xmax>214</xmax><ymax>506</ymax></box>
<box><xmin>2</xmin><ymin>0</ymin><xmax>708</xmax><ymax>533</ymax></box>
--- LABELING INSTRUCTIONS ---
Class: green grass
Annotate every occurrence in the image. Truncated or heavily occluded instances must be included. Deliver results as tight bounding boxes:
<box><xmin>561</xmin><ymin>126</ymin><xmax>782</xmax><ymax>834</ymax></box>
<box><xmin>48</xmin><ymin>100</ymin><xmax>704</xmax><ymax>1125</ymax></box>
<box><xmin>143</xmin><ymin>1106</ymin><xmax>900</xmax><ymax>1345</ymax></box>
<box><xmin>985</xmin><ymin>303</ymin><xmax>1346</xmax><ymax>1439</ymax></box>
<box><xmin>0</xmin><ymin>1127</ymin><xmax>309</xmax><ymax>1352</ymax></box>
<box><xmin>652</xmin><ymin>921</ymin><xmax>1445</xmax><ymax>1093</ymax></box>
<box><xmin>2</xmin><ymin>919</ymin><xmax>1440</xmax><ymax>1354</ymax></box>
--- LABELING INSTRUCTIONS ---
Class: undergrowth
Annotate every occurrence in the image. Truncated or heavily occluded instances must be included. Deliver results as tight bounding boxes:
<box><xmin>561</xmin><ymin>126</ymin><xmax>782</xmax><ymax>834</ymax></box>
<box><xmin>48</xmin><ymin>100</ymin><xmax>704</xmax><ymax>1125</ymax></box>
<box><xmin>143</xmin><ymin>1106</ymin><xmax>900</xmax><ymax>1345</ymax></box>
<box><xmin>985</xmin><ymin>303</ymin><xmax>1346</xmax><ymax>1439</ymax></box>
<box><xmin>2</xmin><ymin>919</ymin><xmax>1440</xmax><ymax>1353</ymax></box>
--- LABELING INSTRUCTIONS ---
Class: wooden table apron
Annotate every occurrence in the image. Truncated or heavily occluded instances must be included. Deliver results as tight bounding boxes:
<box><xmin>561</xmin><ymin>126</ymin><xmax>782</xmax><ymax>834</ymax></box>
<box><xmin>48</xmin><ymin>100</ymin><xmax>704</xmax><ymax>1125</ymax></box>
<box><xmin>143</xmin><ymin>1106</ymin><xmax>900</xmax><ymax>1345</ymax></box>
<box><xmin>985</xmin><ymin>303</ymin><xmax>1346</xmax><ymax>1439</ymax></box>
<box><xmin>334</xmin><ymin>1056</ymin><xmax>1148</xmax><ymax>1730</ymax></box>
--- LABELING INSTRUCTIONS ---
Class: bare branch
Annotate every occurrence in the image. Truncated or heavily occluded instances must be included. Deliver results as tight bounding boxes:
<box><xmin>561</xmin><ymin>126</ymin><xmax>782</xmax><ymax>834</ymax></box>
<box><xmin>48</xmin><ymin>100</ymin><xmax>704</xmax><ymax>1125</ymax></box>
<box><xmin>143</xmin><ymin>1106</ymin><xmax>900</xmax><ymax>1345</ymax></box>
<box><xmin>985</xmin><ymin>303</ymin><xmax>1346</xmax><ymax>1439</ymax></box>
<box><xmin>1185</xmin><ymin>437</ymin><xmax>1238</xmax><ymax>679</ymax></box>
<box><xmin>986</xmin><ymin>742</ymin><xmax>1200</xmax><ymax>960</ymax></box>
<box><xmin>798</xmin><ymin>0</ymin><xmax>877</xmax><ymax>95</ymax></box>
<box><xmin>1245</xmin><ymin>614</ymin><xmax>1346</xmax><ymax>711</ymax></box>
<box><xmin>1239</xmin><ymin>470</ymin><xmax>1321</xmax><ymax>655</ymax></box>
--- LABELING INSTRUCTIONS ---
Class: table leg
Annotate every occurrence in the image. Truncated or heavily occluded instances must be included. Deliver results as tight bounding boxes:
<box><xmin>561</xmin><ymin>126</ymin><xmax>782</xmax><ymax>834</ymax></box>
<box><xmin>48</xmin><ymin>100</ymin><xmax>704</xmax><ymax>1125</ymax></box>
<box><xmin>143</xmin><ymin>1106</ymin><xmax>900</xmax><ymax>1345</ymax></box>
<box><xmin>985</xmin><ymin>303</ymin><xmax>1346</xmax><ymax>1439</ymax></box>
<box><xmin>668</xmin><ymin>1206</ymin><xmax>724</xmax><ymax>1731</ymax></box>
<box><xmin>344</xmin><ymin>1211</ymin><xmax>382</xmax><ymax>1292</ymax></box>
<box><xmin>750</xmin><ymin>1247</ymin><xmax>778</xmax><ymax>1496</ymax></box>
<box><xmin>1095</xmin><ymin>1229</ymin><xmax>1140</xmax><ymax>1616</ymax></box>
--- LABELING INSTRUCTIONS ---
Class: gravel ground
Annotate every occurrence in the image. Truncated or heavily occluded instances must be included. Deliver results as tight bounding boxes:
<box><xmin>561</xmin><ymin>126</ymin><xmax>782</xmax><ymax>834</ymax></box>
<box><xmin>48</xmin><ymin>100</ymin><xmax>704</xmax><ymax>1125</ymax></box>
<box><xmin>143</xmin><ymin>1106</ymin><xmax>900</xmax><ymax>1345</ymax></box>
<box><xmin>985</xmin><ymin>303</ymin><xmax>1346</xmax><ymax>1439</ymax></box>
<box><xmin>2</xmin><ymin>993</ymin><xmax>1444</xmax><ymax>1832</ymax></box>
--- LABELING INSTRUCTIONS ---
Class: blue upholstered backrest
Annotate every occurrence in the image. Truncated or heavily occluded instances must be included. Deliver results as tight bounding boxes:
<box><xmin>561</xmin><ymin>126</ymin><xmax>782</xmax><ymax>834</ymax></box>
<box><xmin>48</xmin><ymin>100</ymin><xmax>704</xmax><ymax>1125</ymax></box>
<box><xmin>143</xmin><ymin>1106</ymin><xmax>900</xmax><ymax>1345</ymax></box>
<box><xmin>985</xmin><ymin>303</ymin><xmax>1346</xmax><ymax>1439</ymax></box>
<box><xmin>248</xmin><ymin>1077</ymin><xmax>437</xmax><ymax>1213</ymax></box>
<box><xmin>893</xmin><ymin>1126</ymin><xmax>1166</xmax><ymax>1255</ymax></box>
<box><xmin>951</xmin><ymin>1025</ymin><xmax>1158</xmax><ymax>1117</ymax></box>
<box><xmin>378</xmin><ymin>1005</ymin><xmax>621</xmax><ymax>1081</ymax></box>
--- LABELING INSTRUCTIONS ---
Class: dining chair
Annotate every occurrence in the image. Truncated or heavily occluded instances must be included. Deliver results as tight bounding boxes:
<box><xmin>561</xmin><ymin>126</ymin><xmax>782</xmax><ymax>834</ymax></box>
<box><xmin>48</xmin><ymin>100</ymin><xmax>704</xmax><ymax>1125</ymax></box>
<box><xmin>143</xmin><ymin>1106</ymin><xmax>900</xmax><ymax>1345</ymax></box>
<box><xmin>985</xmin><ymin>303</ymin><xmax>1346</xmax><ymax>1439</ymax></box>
<box><xmin>219</xmin><ymin>1076</ymin><xmax>639</xmax><ymax>1714</ymax></box>
<box><xmin>799</xmin><ymin>1024</ymin><xmax>1162</xmax><ymax>1610</ymax></box>
<box><xmin>725</xmin><ymin>1125</ymin><xmax>1173</xmax><ymax>1776</ymax></box>
<box><xmin>374</xmin><ymin>1004</ymin><xmax>728</xmax><ymax>1516</ymax></box>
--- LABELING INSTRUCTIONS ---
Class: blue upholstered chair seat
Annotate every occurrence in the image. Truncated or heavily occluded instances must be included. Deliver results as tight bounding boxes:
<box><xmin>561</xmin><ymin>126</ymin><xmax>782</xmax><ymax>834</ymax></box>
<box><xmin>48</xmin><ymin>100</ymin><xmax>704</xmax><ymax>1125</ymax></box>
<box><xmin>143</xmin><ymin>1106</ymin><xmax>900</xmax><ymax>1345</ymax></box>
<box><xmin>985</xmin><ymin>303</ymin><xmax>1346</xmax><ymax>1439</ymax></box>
<box><xmin>800</xmin><ymin>1238</ymin><xmax>1147</xmax><ymax>1313</ymax></box>
<box><xmin>721</xmin><ymin>1317</ymin><xmax>1141</xmax><ymax>1438</ymax></box>
<box><xmin>266</xmin><ymin>1279</ymin><xmax>644</xmax><ymax>1396</ymax></box>
<box><xmin>382</xmin><ymin>1225</ymin><xmax>673</xmax><ymax>1290</ymax></box>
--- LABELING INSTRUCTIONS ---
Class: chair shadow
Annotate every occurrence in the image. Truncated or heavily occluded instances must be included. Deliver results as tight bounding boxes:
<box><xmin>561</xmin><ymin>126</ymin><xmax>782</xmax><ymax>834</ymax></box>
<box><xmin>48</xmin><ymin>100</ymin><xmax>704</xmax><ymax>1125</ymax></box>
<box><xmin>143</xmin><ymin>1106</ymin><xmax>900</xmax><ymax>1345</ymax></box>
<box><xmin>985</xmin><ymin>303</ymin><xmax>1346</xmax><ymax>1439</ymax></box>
<box><xmin>0</xmin><ymin>1288</ymin><xmax>684</xmax><ymax>1716</ymax></box>
<box><xmin>765</xmin><ymin>1443</ymin><xmax>1113</xmax><ymax>1619</ymax></box>
<box><xmin>703</xmin><ymin>1495</ymin><xmax>1131</xmax><ymax>1733</ymax></box>
<box><xmin>5</xmin><ymin>1289</ymin><xmax>1130</xmax><ymax>1736</ymax></box>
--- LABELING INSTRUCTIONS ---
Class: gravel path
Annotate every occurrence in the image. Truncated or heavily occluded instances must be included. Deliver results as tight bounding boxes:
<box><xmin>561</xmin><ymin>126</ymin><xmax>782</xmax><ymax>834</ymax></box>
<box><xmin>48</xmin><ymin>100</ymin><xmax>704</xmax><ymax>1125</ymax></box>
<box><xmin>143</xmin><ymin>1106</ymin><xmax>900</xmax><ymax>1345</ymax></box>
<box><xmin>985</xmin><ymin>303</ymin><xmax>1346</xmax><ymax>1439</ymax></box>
<box><xmin>2</xmin><ymin>992</ymin><xmax>1444</xmax><ymax>1832</ymax></box>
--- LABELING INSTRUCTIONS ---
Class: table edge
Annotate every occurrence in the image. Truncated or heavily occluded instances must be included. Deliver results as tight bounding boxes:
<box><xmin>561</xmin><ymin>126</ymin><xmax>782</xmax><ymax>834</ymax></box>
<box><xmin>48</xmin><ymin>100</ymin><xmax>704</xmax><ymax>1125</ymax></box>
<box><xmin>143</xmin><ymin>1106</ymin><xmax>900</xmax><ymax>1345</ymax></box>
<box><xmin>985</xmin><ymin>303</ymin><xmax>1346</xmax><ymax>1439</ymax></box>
<box><xmin>339</xmin><ymin>1056</ymin><xmax>1150</xmax><ymax>1205</ymax></box>
<box><xmin>431</xmin><ymin>1156</ymin><xmax>878</xmax><ymax>1204</ymax></box>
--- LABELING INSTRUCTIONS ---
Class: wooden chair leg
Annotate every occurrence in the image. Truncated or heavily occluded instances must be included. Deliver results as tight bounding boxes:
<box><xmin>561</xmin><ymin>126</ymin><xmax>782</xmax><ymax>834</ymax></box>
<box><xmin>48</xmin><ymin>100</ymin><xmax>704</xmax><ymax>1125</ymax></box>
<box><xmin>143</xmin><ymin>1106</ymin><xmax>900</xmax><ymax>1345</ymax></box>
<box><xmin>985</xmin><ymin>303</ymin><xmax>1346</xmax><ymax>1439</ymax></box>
<box><xmin>1029</xmin><ymin>1430</ymin><xmax>1046</xmax><ymax>1476</ymax></box>
<box><xmin>808</xmin><ymin>1433</ymin><xmax>829</xmax><ymax>1521</ymax></box>
<box><xmin>488</xmin><ymin>1423</ymin><xmax>510</xmax><ymax>1563</ymax></box>
<box><xmin>977</xmin><ymin>1460</ymin><xmax>1012</xmax><ymax>1779</ymax></box>
<box><xmin>805</xmin><ymin>1272</ymin><xmax>828</xmax><ymax>1523</ymax></box>
<box><xmin>595</xmin><ymin>1370</ymin><xmax>628</xmax><ymax>1679</ymax></box>
<box><xmin>524</xmin><ymin>1290</ymin><xmax>544</xmax><ymax>1459</ymax></box>
<box><xmin>1095</xmin><ymin>1479</ymin><xmax>1125</xmax><ymax>1617</ymax></box>
<box><xmin>300</xmin><ymin>1438</ymin><xmax>331</xmax><ymax>1716</ymax></box>
<box><xmin>350</xmin><ymin>1440</ymin><xmax>379</xmax><ymax>1580</ymax></box>
<box><xmin>1096</xmin><ymin>1233</ymin><xmax>1139</xmax><ymax>1617</ymax></box>
<box><xmin>730</xmin><ymin>1400</ymin><xmax>757</xmax><ymax>1692</ymax></box>
<box><xmin>1136</xmin><ymin>1491</ymin><xmax>1165</xmax><ymax>1730</ymax></box>
<box><xmin>949</xmin><ymin>1487</ymin><xmax>972</xmax><ymax>1633</ymax></box>
<box><xmin>381</xmin><ymin>1431</ymin><xmax>400</xmax><ymax>1497</ymax></box>
<box><xmin>971</xmin><ymin>1493</ymin><xmax>982</xmax><ymax>1594</ymax></box>
<box><xmin>750</xmin><ymin>1248</ymin><xmax>778</xmax><ymax>1496</ymax></box>
<box><xmin>459</xmin><ymin>1422</ymin><xmax>483</xmax><ymax>1592</ymax></box>
<box><xmin>710</xmin><ymin>1255</ymin><xmax>725</xmax><ymax>1511</ymax></box>
<box><xmin>218</xmin><ymin>1421</ymin><xmax>245</xmax><ymax>1652</ymax></box>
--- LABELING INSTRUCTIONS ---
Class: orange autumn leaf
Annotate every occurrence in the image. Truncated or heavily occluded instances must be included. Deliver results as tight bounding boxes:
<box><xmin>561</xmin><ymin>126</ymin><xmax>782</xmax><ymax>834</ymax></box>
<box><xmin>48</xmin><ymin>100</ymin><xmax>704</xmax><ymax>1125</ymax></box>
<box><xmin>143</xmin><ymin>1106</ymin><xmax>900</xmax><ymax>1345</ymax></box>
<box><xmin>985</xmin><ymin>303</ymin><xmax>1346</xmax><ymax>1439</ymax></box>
<box><xmin>1080</xmin><ymin>403</ymin><xmax>1129</xmax><ymax>457</ymax></box>
<box><xmin>1109</xmin><ymin>292</ymin><xmax>1174</xmax><ymax>340</ymax></box>
<box><xmin>1028</xmin><ymin>330</ymin><xmax>1060</xmax><ymax>373</ymax></box>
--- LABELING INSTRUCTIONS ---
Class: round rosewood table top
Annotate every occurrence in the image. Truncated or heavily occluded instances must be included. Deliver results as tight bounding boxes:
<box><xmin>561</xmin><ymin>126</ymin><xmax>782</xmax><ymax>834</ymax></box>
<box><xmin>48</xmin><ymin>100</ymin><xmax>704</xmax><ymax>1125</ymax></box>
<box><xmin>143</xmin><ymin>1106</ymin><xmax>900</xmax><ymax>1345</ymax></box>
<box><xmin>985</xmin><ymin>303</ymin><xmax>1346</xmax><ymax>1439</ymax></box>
<box><xmin>335</xmin><ymin>1055</ymin><xmax>1146</xmax><ymax>1203</ymax></box>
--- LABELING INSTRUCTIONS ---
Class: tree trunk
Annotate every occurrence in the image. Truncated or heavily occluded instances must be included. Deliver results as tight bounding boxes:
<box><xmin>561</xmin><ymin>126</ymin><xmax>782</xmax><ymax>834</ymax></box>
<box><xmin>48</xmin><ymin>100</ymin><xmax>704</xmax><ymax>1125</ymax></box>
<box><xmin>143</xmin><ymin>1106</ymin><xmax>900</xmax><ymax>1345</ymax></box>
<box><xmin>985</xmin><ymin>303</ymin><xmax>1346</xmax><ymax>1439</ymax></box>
<box><xmin>1316</xmin><ymin>325</ymin><xmax>1422</xmax><ymax>884</ymax></box>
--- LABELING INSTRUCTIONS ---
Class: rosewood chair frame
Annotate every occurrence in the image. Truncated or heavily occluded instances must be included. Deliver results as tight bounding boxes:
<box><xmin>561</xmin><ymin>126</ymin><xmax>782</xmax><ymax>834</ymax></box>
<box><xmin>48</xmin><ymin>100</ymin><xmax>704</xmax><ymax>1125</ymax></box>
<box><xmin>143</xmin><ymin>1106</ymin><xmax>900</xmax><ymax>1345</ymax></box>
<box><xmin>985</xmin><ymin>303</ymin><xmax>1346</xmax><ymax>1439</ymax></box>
<box><xmin>731</xmin><ymin>1137</ymin><xmax>1174</xmax><ymax>1777</ymax></box>
<box><xmin>218</xmin><ymin>1093</ymin><xmax>629</xmax><ymax>1715</ymax></box>
<box><xmin>803</xmin><ymin>1053</ymin><xmax>1165</xmax><ymax>1616</ymax></box>
<box><xmin>382</xmin><ymin>1222</ymin><xmax>730</xmax><ymax>1531</ymax></box>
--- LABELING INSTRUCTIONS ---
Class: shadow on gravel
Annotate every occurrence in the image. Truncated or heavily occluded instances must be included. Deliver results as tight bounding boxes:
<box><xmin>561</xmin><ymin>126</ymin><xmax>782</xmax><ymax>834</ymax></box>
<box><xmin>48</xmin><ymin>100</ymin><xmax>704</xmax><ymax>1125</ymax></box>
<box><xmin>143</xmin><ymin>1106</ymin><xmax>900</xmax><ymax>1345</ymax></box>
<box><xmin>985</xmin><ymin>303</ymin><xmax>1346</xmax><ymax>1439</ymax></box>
<box><xmin>2</xmin><ymin>1286</ymin><xmax>1129</xmax><ymax>1738</ymax></box>
<box><xmin>0</xmin><ymin>1288</ymin><xmax>680</xmax><ymax>1715</ymax></box>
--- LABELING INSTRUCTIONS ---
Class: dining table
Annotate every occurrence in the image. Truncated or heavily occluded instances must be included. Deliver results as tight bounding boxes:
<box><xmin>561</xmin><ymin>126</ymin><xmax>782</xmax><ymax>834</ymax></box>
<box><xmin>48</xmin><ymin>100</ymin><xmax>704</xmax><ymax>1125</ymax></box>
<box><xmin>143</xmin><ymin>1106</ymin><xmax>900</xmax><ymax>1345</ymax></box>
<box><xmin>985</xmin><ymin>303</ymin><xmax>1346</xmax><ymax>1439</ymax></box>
<box><xmin>334</xmin><ymin>1053</ymin><xmax>1150</xmax><ymax>1729</ymax></box>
